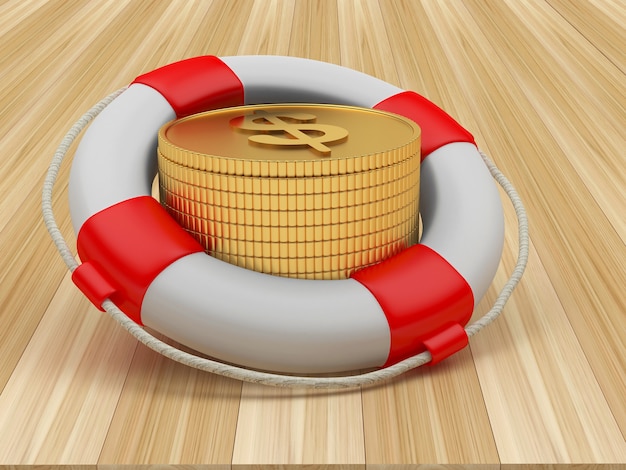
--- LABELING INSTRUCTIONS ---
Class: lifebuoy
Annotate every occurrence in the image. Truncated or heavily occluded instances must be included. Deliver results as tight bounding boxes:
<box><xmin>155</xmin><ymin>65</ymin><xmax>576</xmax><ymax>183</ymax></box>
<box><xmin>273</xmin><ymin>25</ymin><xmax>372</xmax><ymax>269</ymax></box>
<box><xmin>68</xmin><ymin>56</ymin><xmax>504</xmax><ymax>373</ymax></box>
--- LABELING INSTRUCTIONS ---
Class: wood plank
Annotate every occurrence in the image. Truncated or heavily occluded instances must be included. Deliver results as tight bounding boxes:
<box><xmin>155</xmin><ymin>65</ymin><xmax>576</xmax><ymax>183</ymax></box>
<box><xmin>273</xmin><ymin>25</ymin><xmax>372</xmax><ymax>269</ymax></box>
<box><xmin>546</xmin><ymin>0</ymin><xmax>626</xmax><ymax>72</ymax></box>
<box><xmin>289</xmin><ymin>0</ymin><xmax>341</xmax><ymax>64</ymax></box>
<box><xmin>0</xmin><ymin>184</ymin><xmax>75</xmax><ymax>389</ymax></box>
<box><xmin>190</xmin><ymin>0</ymin><xmax>254</xmax><ymax>56</ymax></box>
<box><xmin>471</xmin><ymin>213</ymin><xmax>626</xmax><ymax>463</ymax></box>
<box><xmin>503</xmin><ymin>465</ymin><xmax>626</xmax><ymax>470</ymax></box>
<box><xmin>337</xmin><ymin>0</ymin><xmax>401</xmax><ymax>84</ymax></box>
<box><xmin>235</xmin><ymin>466</ymin><xmax>362</xmax><ymax>470</ymax></box>
<box><xmin>98</xmin><ymin>466</ymin><xmax>230</xmax><ymax>470</ymax></box>
<box><xmin>496</xmin><ymin>0</ymin><xmax>625</xmax><ymax>240</ymax></box>
<box><xmin>457</xmin><ymin>0</ymin><xmax>626</xmax><ymax>442</ymax></box>
<box><xmin>0</xmin><ymin>0</ymin><xmax>51</xmax><ymax>33</ymax></box>
<box><xmin>0</xmin><ymin>272</ymin><xmax>136</xmax><ymax>463</ymax></box>
<box><xmin>367</xmin><ymin>466</ymin><xmax>499</xmax><ymax>470</ymax></box>
<box><xmin>0</xmin><ymin>466</ymin><xmax>96</xmax><ymax>470</ymax></box>
<box><xmin>376</xmin><ymin>0</ymin><xmax>454</xmax><ymax>96</ymax></box>
<box><xmin>98</xmin><ymin>341</ymin><xmax>241</xmax><ymax>465</ymax></box>
<box><xmin>0</xmin><ymin>0</ymin><xmax>130</xmax><ymax>234</ymax></box>
<box><xmin>362</xmin><ymin>350</ymin><xmax>500</xmax><ymax>464</ymax></box>
<box><xmin>232</xmin><ymin>384</ymin><xmax>365</xmax><ymax>465</ymax></box>
<box><xmin>237</xmin><ymin>0</ymin><xmax>295</xmax><ymax>56</ymax></box>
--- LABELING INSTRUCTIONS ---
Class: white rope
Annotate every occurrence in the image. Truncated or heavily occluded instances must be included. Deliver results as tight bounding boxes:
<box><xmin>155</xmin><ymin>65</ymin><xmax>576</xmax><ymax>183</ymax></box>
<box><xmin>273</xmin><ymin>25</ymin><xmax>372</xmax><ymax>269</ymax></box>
<box><xmin>42</xmin><ymin>87</ymin><xmax>128</xmax><ymax>273</ymax></box>
<box><xmin>42</xmin><ymin>88</ymin><xmax>529</xmax><ymax>389</ymax></box>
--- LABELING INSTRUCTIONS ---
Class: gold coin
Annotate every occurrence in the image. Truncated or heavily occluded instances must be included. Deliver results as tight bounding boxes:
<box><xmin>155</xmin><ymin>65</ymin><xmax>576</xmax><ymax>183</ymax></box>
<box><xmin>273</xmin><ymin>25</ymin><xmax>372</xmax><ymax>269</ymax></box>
<box><xmin>159</xmin><ymin>104</ymin><xmax>419</xmax><ymax>175</ymax></box>
<box><xmin>158</xmin><ymin>104</ymin><xmax>420</xmax><ymax>280</ymax></box>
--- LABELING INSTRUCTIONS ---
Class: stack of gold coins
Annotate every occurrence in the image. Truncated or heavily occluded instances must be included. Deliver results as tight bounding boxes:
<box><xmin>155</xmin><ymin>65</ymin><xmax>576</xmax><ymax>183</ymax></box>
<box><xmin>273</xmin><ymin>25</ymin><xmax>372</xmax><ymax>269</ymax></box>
<box><xmin>157</xmin><ymin>104</ymin><xmax>420</xmax><ymax>280</ymax></box>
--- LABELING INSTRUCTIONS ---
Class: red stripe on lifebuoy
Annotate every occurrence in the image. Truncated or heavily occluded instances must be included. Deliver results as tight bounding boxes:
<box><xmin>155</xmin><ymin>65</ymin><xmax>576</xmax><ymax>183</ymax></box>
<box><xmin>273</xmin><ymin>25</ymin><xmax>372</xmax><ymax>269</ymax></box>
<box><xmin>374</xmin><ymin>91</ymin><xmax>475</xmax><ymax>159</ymax></box>
<box><xmin>75</xmin><ymin>196</ymin><xmax>204</xmax><ymax>324</ymax></box>
<box><xmin>133</xmin><ymin>55</ymin><xmax>244</xmax><ymax>117</ymax></box>
<box><xmin>351</xmin><ymin>244</ymin><xmax>473</xmax><ymax>366</ymax></box>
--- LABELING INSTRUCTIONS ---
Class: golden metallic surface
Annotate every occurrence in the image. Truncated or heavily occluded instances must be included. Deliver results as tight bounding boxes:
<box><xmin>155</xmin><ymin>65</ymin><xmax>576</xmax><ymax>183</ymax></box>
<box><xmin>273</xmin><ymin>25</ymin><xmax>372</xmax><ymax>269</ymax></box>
<box><xmin>158</xmin><ymin>104</ymin><xmax>421</xmax><ymax>279</ymax></box>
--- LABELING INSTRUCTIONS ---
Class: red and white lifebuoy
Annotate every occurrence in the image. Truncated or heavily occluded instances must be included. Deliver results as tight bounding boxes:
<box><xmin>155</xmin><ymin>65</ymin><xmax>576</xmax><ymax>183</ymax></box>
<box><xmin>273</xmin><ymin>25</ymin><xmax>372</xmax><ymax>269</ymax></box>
<box><xmin>69</xmin><ymin>56</ymin><xmax>504</xmax><ymax>373</ymax></box>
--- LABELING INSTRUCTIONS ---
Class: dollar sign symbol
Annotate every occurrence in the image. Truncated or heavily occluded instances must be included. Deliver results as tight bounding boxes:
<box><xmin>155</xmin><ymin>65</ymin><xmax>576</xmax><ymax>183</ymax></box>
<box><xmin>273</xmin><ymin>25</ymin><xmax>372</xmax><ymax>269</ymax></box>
<box><xmin>230</xmin><ymin>110</ymin><xmax>348</xmax><ymax>156</ymax></box>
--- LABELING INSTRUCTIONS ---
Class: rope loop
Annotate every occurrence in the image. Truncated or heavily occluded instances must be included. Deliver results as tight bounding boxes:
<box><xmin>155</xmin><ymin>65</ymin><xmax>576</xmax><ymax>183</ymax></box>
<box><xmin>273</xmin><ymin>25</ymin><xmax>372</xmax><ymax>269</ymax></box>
<box><xmin>42</xmin><ymin>87</ymin><xmax>529</xmax><ymax>389</ymax></box>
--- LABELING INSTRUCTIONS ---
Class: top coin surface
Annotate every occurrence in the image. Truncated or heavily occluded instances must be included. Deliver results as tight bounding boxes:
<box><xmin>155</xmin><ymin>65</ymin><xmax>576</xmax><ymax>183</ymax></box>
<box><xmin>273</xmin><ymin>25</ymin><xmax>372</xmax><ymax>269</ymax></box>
<box><xmin>158</xmin><ymin>104</ymin><xmax>420</xmax><ymax>174</ymax></box>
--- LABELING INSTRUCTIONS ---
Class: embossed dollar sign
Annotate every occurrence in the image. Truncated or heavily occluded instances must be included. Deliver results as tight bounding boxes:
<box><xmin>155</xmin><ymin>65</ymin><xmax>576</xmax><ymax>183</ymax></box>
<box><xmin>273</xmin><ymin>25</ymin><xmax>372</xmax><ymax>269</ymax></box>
<box><xmin>230</xmin><ymin>110</ymin><xmax>348</xmax><ymax>156</ymax></box>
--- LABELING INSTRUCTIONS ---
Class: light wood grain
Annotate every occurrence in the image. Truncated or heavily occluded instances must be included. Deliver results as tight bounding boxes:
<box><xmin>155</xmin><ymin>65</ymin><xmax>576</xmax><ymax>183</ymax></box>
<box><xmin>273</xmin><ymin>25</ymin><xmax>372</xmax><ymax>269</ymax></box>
<box><xmin>362</xmin><ymin>350</ymin><xmax>499</xmax><ymax>464</ymax></box>
<box><xmin>0</xmin><ymin>0</ymin><xmax>624</xmax><ymax>467</ymax></box>
<box><xmin>237</xmin><ymin>0</ymin><xmax>295</xmax><ymax>56</ymax></box>
<box><xmin>98</xmin><ymin>343</ymin><xmax>241</xmax><ymax>465</ymax></box>
<box><xmin>546</xmin><ymin>0</ymin><xmax>626</xmax><ymax>73</ymax></box>
<box><xmin>233</xmin><ymin>385</ymin><xmax>365</xmax><ymax>465</ymax></box>
<box><xmin>289</xmin><ymin>0</ymin><xmax>341</xmax><ymax>63</ymax></box>
<box><xmin>456</xmin><ymin>0</ymin><xmax>626</xmax><ymax>442</ymax></box>
<box><xmin>0</xmin><ymin>273</ymin><xmax>136</xmax><ymax>464</ymax></box>
<box><xmin>337</xmin><ymin>0</ymin><xmax>401</xmax><ymax>84</ymax></box>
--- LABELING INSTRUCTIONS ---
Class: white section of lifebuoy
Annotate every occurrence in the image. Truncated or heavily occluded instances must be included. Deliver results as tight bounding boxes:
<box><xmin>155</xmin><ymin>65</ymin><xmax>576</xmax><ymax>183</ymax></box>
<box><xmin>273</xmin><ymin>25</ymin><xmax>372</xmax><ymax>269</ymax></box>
<box><xmin>420</xmin><ymin>142</ymin><xmax>505</xmax><ymax>304</ymax></box>
<box><xmin>141</xmin><ymin>252</ymin><xmax>391</xmax><ymax>373</ymax></box>
<box><xmin>69</xmin><ymin>84</ymin><xmax>175</xmax><ymax>232</ymax></box>
<box><xmin>221</xmin><ymin>55</ymin><xmax>402</xmax><ymax>107</ymax></box>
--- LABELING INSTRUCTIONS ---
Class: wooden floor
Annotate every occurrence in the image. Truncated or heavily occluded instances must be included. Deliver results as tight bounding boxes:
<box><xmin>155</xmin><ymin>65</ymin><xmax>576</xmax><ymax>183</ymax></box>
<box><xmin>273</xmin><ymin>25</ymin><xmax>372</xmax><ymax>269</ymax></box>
<box><xmin>0</xmin><ymin>0</ymin><xmax>624</xmax><ymax>467</ymax></box>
